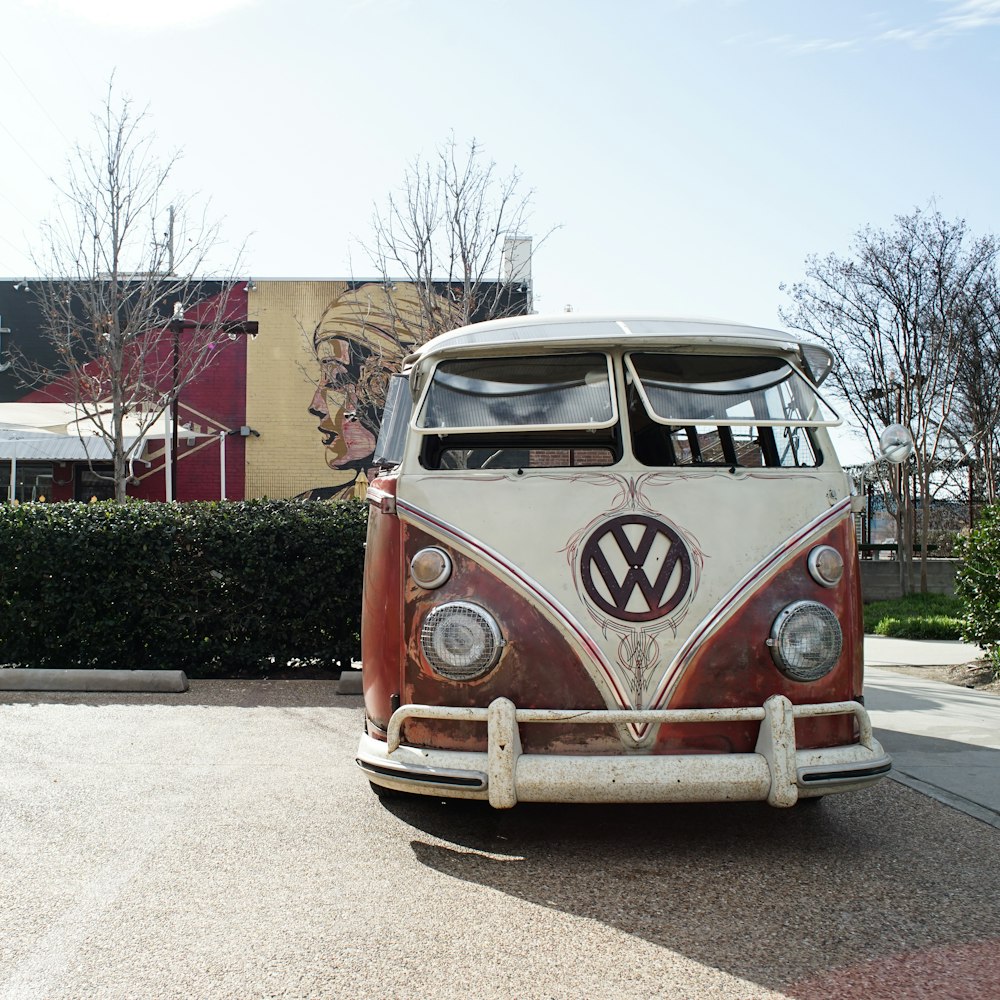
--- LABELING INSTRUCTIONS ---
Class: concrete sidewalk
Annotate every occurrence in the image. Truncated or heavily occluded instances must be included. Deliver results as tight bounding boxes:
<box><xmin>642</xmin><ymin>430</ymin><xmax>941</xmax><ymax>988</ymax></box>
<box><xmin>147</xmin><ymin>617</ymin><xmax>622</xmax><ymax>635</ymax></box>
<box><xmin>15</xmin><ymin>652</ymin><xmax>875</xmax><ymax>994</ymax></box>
<box><xmin>863</xmin><ymin>635</ymin><xmax>1000</xmax><ymax>829</ymax></box>
<box><xmin>864</xmin><ymin>635</ymin><xmax>984</xmax><ymax>668</ymax></box>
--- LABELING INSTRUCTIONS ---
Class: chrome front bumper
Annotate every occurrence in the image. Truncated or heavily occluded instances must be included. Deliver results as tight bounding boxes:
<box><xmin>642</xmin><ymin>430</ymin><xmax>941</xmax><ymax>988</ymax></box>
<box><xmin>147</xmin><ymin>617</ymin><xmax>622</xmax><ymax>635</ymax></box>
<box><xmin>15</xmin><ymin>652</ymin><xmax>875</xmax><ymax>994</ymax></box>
<box><xmin>356</xmin><ymin>695</ymin><xmax>891</xmax><ymax>808</ymax></box>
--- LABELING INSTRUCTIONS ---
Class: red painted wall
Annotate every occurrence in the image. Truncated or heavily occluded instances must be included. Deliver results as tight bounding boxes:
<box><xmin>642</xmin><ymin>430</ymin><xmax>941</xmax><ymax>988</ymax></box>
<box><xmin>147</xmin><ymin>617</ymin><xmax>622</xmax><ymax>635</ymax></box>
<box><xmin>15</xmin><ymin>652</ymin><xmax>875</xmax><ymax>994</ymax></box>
<box><xmin>132</xmin><ymin>331</ymin><xmax>249</xmax><ymax>501</ymax></box>
<box><xmin>17</xmin><ymin>287</ymin><xmax>251</xmax><ymax>502</ymax></box>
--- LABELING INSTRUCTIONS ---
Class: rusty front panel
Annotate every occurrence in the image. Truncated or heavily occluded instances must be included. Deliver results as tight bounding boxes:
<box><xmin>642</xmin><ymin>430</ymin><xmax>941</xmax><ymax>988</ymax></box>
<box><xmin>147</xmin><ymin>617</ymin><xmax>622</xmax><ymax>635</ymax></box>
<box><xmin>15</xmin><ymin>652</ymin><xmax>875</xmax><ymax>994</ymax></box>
<box><xmin>660</xmin><ymin>517</ymin><xmax>863</xmax><ymax>753</ymax></box>
<box><xmin>400</xmin><ymin>524</ymin><xmax>622</xmax><ymax>754</ymax></box>
<box><xmin>361</xmin><ymin>475</ymin><xmax>404</xmax><ymax>732</ymax></box>
<box><xmin>844</xmin><ymin>520</ymin><xmax>866</xmax><ymax>703</ymax></box>
<box><xmin>394</xmin><ymin>516</ymin><xmax>863</xmax><ymax>757</ymax></box>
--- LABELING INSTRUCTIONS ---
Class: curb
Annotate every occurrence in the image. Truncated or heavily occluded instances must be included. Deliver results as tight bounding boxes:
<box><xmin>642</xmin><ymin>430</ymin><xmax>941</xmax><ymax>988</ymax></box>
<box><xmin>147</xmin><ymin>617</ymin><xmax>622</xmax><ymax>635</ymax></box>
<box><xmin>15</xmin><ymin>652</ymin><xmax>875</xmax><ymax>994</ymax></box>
<box><xmin>338</xmin><ymin>670</ymin><xmax>363</xmax><ymax>695</ymax></box>
<box><xmin>0</xmin><ymin>669</ymin><xmax>189</xmax><ymax>693</ymax></box>
<box><xmin>889</xmin><ymin>770</ymin><xmax>1000</xmax><ymax>831</ymax></box>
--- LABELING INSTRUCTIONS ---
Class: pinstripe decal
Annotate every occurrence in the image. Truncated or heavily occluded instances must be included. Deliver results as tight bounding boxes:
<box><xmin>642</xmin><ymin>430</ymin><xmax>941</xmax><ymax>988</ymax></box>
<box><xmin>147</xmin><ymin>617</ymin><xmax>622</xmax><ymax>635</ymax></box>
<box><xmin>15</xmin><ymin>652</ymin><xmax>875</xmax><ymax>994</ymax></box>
<box><xmin>648</xmin><ymin>496</ymin><xmax>853</xmax><ymax>711</ymax></box>
<box><xmin>397</xmin><ymin>498</ymin><xmax>632</xmax><ymax>710</ymax></box>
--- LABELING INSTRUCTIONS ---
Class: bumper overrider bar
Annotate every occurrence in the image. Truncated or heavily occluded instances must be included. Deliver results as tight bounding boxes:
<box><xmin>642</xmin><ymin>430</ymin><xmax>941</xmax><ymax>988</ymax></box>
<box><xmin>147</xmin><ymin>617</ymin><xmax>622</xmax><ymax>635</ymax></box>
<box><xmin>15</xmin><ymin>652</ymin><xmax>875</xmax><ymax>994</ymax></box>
<box><xmin>356</xmin><ymin>695</ymin><xmax>891</xmax><ymax>808</ymax></box>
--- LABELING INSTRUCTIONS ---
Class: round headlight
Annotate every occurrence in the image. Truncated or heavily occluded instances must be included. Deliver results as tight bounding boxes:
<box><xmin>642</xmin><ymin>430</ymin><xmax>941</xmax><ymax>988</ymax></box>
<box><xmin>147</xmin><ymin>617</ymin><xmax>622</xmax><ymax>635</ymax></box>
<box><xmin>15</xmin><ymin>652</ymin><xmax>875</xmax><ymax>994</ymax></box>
<box><xmin>410</xmin><ymin>547</ymin><xmax>452</xmax><ymax>589</ymax></box>
<box><xmin>807</xmin><ymin>545</ymin><xmax>844</xmax><ymax>588</ymax></box>
<box><xmin>768</xmin><ymin>601</ymin><xmax>842</xmax><ymax>682</ymax></box>
<box><xmin>420</xmin><ymin>602</ymin><xmax>503</xmax><ymax>680</ymax></box>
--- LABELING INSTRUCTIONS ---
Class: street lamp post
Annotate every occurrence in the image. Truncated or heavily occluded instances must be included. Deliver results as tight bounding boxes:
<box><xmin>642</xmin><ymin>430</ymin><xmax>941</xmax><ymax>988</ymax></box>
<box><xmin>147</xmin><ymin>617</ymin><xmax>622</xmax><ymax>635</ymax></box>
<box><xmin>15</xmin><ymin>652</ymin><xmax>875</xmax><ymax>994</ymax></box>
<box><xmin>170</xmin><ymin>305</ymin><xmax>183</xmax><ymax>500</ymax></box>
<box><xmin>165</xmin><ymin>300</ymin><xmax>258</xmax><ymax>502</ymax></box>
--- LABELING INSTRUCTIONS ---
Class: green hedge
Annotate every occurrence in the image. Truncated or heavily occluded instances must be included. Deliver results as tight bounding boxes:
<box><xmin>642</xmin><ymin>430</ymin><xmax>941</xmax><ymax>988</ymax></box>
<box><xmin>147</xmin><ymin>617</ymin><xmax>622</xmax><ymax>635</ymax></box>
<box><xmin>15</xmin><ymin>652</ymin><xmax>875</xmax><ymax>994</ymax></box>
<box><xmin>0</xmin><ymin>498</ymin><xmax>367</xmax><ymax>677</ymax></box>
<box><xmin>955</xmin><ymin>504</ymin><xmax>1000</xmax><ymax>675</ymax></box>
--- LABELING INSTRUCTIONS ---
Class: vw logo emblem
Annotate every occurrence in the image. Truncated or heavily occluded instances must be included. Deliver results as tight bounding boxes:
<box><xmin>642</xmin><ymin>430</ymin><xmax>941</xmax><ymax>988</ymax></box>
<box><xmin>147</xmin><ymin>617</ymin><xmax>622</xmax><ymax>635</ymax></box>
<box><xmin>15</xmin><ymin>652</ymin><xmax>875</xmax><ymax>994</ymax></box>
<box><xmin>580</xmin><ymin>514</ymin><xmax>692</xmax><ymax>622</ymax></box>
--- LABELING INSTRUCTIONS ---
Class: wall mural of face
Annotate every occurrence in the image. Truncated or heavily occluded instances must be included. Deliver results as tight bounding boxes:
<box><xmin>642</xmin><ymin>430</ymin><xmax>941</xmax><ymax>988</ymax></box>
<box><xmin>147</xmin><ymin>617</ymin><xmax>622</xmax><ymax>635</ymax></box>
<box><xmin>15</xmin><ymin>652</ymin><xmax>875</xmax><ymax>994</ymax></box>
<box><xmin>309</xmin><ymin>283</ymin><xmax>438</xmax><ymax>492</ymax></box>
<box><xmin>310</xmin><ymin>334</ymin><xmax>384</xmax><ymax>472</ymax></box>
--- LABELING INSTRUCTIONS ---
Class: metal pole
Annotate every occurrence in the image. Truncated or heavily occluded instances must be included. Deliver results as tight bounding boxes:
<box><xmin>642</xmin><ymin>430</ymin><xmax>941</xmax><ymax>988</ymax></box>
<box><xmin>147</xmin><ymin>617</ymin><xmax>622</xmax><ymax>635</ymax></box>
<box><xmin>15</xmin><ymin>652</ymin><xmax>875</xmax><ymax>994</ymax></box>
<box><xmin>163</xmin><ymin>406</ymin><xmax>172</xmax><ymax>502</ymax></box>
<box><xmin>171</xmin><ymin>321</ymin><xmax>180</xmax><ymax>500</ymax></box>
<box><xmin>969</xmin><ymin>463</ymin><xmax>975</xmax><ymax>530</ymax></box>
<box><xmin>168</xmin><ymin>206</ymin><xmax>175</xmax><ymax>275</ymax></box>
<box><xmin>865</xmin><ymin>483</ymin><xmax>872</xmax><ymax>552</ymax></box>
<box><xmin>219</xmin><ymin>430</ymin><xmax>226</xmax><ymax>501</ymax></box>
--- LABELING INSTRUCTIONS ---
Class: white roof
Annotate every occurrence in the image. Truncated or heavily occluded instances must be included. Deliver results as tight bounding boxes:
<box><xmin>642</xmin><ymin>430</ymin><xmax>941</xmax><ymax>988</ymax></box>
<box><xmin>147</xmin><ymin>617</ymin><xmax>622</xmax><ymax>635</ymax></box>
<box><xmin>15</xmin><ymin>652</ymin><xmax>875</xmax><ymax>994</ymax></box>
<box><xmin>411</xmin><ymin>315</ymin><xmax>810</xmax><ymax>361</ymax></box>
<box><xmin>0</xmin><ymin>436</ymin><xmax>144</xmax><ymax>462</ymax></box>
<box><xmin>406</xmin><ymin>316</ymin><xmax>835</xmax><ymax>388</ymax></box>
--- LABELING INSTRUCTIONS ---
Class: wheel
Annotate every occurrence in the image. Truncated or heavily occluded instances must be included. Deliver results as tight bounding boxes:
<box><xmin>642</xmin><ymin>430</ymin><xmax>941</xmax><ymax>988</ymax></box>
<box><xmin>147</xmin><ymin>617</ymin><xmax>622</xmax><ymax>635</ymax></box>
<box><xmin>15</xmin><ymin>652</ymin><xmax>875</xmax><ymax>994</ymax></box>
<box><xmin>796</xmin><ymin>795</ymin><xmax>825</xmax><ymax>807</ymax></box>
<box><xmin>369</xmin><ymin>779</ymin><xmax>405</xmax><ymax>801</ymax></box>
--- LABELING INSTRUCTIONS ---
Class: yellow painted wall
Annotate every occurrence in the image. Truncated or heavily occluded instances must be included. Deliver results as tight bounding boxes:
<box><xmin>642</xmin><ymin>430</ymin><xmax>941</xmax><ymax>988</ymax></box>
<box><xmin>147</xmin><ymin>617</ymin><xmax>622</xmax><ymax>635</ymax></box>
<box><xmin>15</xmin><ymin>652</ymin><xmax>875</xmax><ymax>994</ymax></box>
<box><xmin>245</xmin><ymin>280</ymin><xmax>357</xmax><ymax>499</ymax></box>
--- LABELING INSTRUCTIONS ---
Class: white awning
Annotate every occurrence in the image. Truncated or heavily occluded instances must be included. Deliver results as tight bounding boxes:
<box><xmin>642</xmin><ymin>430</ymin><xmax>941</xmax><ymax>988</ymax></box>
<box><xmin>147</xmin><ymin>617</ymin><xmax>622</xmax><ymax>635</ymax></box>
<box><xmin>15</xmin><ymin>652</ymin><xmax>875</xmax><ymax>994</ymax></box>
<box><xmin>0</xmin><ymin>435</ymin><xmax>147</xmax><ymax>462</ymax></box>
<box><xmin>0</xmin><ymin>403</ymin><xmax>83</xmax><ymax>433</ymax></box>
<box><xmin>0</xmin><ymin>402</ymin><xmax>171</xmax><ymax>462</ymax></box>
<box><xmin>0</xmin><ymin>401</ymin><xmax>235</xmax><ymax>469</ymax></box>
<box><xmin>0</xmin><ymin>403</ymin><xmax>166</xmax><ymax>439</ymax></box>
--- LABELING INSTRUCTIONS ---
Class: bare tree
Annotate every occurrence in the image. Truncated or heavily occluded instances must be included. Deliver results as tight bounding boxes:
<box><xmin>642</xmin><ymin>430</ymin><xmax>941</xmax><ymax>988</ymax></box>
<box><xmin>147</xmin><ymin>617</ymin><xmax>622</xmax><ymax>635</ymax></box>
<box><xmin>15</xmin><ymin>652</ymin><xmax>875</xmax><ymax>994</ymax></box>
<box><xmin>780</xmin><ymin>207</ymin><xmax>1000</xmax><ymax>594</ymax></box>
<box><xmin>364</xmin><ymin>134</ymin><xmax>548</xmax><ymax>348</ymax></box>
<box><xmin>951</xmin><ymin>274</ymin><xmax>1000</xmax><ymax>506</ymax></box>
<box><xmin>18</xmin><ymin>80</ymin><xmax>244</xmax><ymax>501</ymax></box>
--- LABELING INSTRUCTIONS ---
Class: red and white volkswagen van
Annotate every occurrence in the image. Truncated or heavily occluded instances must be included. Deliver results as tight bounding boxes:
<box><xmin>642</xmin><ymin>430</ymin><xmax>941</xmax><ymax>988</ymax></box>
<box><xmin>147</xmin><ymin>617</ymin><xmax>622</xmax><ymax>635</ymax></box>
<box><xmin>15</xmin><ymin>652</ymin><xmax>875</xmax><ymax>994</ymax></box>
<box><xmin>356</xmin><ymin>316</ymin><xmax>895</xmax><ymax>808</ymax></box>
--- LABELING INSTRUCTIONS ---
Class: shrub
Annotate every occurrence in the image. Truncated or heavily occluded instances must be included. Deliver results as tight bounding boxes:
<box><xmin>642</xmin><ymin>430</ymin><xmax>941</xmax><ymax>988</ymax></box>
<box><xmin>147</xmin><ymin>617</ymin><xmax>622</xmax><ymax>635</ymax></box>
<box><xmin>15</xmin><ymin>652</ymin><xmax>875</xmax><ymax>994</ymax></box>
<box><xmin>0</xmin><ymin>498</ymin><xmax>367</xmax><ymax>677</ymax></box>
<box><xmin>863</xmin><ymin>594</ymin><xmax>963</xmax><ymax>640</ymax></box>
<box><xmin>869</xmin><ymin>613</ymin><xmax>963</xmax><ymax>640</ymax></box>
<box><xmin>955</xmin><ymin>504</ymin><xmax>1000</xmax><ymax>676</ymax></box>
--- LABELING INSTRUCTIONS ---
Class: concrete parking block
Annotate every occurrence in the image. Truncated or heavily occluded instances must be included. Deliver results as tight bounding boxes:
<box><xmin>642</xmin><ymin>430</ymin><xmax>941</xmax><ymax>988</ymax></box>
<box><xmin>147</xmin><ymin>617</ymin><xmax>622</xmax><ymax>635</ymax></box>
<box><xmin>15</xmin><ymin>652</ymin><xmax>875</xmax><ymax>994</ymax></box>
<box><xmin>0</xmin><ymin>668</ymin><xmax>189</xmax><ymax>693</ymax></box>
<box><xmin>337</xmin><ymin>669</ymin><xmax>363</xmax><ymax>695</ymax></box>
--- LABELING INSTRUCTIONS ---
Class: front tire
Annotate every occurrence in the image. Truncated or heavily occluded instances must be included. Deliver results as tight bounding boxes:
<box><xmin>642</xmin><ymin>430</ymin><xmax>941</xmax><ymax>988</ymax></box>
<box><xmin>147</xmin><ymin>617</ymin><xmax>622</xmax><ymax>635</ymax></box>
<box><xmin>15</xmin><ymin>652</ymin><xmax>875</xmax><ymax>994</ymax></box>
<box><xmin>369</xmin><ymin>779</ymin><xmax>405</xmax><ymax>801</ymax></box>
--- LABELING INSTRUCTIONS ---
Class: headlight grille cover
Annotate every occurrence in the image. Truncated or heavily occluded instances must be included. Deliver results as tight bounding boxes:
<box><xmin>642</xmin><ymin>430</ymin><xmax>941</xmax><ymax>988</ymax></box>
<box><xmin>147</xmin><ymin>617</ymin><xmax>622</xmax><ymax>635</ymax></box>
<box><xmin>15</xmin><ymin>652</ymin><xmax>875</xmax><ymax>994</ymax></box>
<box><xmin>420</xmin><ymin>602</ymin><xmax>503</xmax><ymax>680</ymax></box>
<box><xmin>769</xmin><ymin>600</ymin><xmax>843</xmax><ymax>682</ymax></box>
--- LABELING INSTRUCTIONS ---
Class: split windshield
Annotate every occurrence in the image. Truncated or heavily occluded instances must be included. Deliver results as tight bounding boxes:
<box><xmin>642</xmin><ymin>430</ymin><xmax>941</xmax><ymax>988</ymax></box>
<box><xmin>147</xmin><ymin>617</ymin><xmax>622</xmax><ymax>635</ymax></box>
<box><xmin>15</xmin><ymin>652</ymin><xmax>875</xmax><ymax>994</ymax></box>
<box><xmin>401</xmin><ymin>348</ymin><xmax>834</xmax><ymax>471</ymax></box>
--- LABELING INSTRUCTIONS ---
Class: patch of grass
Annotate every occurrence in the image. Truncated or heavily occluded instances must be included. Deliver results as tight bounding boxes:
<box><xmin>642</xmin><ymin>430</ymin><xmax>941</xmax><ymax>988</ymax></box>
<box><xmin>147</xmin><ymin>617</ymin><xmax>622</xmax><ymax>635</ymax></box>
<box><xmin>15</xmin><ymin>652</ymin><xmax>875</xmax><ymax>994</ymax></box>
<box><xmin>863</xmin><ymin>593</ymin><xmax>963</xmax><ymax>640</ymax></box>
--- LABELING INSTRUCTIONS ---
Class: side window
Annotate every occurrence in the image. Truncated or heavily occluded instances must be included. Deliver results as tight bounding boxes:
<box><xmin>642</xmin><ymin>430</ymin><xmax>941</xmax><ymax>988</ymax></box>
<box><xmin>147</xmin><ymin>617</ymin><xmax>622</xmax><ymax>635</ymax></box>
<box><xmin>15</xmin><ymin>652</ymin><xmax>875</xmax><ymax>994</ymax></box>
<box><xmin>372</xmin><ymin>375</ymin><xmax>411</xmax><ymax>468</ymax></box>
<box><xmin>0</xmin><ymin>315</ymin><xmax>11</xmax><ymax>373</ymax></box>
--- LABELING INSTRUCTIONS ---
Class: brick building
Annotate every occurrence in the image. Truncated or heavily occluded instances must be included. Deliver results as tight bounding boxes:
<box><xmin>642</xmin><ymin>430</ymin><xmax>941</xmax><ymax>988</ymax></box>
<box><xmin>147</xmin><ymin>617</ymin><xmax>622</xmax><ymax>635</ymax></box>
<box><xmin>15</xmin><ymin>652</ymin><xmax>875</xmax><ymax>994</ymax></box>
<box><xmin>0</xmin><ymin>277</ymin><xmax>529</xmax><ymax>502</ymax></box>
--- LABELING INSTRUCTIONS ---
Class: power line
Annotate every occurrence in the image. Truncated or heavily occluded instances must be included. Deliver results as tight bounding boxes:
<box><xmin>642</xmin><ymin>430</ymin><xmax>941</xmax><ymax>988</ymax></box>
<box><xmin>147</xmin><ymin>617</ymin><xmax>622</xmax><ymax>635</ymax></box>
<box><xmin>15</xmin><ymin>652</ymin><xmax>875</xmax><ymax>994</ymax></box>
<box><xmin>0</xmin><ymin>251</ymin><xmax>28</xmax><ymax>275</ymax></box>
<box><xmin>0</xmin><ymin>115</ymin><xmax>53</xmax><ymax>182</ymax></box>
<box><xmin>0</xmin><ymin>49</ymin><xmax>73</xmax><ymax>146</ymax></box>
<box><xmin>0</xmin><ymin>186</ymin><xmax>36</xmax><ymax>226</ymax></box>
<box><xmin>0</xmin><ymin>228</ymin><xmax>27</xmax><ymax>258</ymax></box>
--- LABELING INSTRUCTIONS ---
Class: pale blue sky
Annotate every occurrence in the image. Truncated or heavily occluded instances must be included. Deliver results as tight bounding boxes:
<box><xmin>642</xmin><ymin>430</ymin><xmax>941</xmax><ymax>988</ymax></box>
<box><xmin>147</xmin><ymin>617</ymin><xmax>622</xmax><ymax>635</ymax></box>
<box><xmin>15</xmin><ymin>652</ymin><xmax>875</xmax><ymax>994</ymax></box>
<box><xmin>2</xmin><ymin>0</ymin><xmax>999</xmax><ymax>332</ymax></box>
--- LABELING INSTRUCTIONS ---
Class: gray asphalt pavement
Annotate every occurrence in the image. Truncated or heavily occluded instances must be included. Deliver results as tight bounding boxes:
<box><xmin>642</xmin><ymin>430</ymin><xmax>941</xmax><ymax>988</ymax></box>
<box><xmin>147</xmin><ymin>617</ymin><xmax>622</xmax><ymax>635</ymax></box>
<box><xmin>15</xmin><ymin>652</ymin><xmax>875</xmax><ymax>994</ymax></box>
<box><xmin>864</xmin><ymin>635</ymin><xmax>1000</xmax><ymax>830</ymax></box>
<box><xmin>2</xmin><ymin>676</ymin><xmax>999</xmax><ymax>1000</ymax></box>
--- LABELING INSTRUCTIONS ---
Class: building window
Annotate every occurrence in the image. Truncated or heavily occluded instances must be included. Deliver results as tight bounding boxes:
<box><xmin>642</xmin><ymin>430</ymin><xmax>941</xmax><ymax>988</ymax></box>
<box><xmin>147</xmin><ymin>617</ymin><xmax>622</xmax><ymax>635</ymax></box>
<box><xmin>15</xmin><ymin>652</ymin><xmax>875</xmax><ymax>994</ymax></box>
<box><xmin>0</xmin><ymin>462</ymin><xmax>54</xmax><ymax>502</ymax></box>
<box><xmin>75</xmin><ymin>466</ymin><xmax>115</xmax><ymax>502</ymax></box>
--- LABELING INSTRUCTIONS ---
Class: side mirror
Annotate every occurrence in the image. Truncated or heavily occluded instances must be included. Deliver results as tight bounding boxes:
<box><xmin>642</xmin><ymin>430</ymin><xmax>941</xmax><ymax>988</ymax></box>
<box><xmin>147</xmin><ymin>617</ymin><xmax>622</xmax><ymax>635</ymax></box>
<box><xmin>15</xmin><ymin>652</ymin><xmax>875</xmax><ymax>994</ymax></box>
<box><xmin>878</xmin><ymin>424</ymin><xmax>914</xmax><ymax>464</ymax></box>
